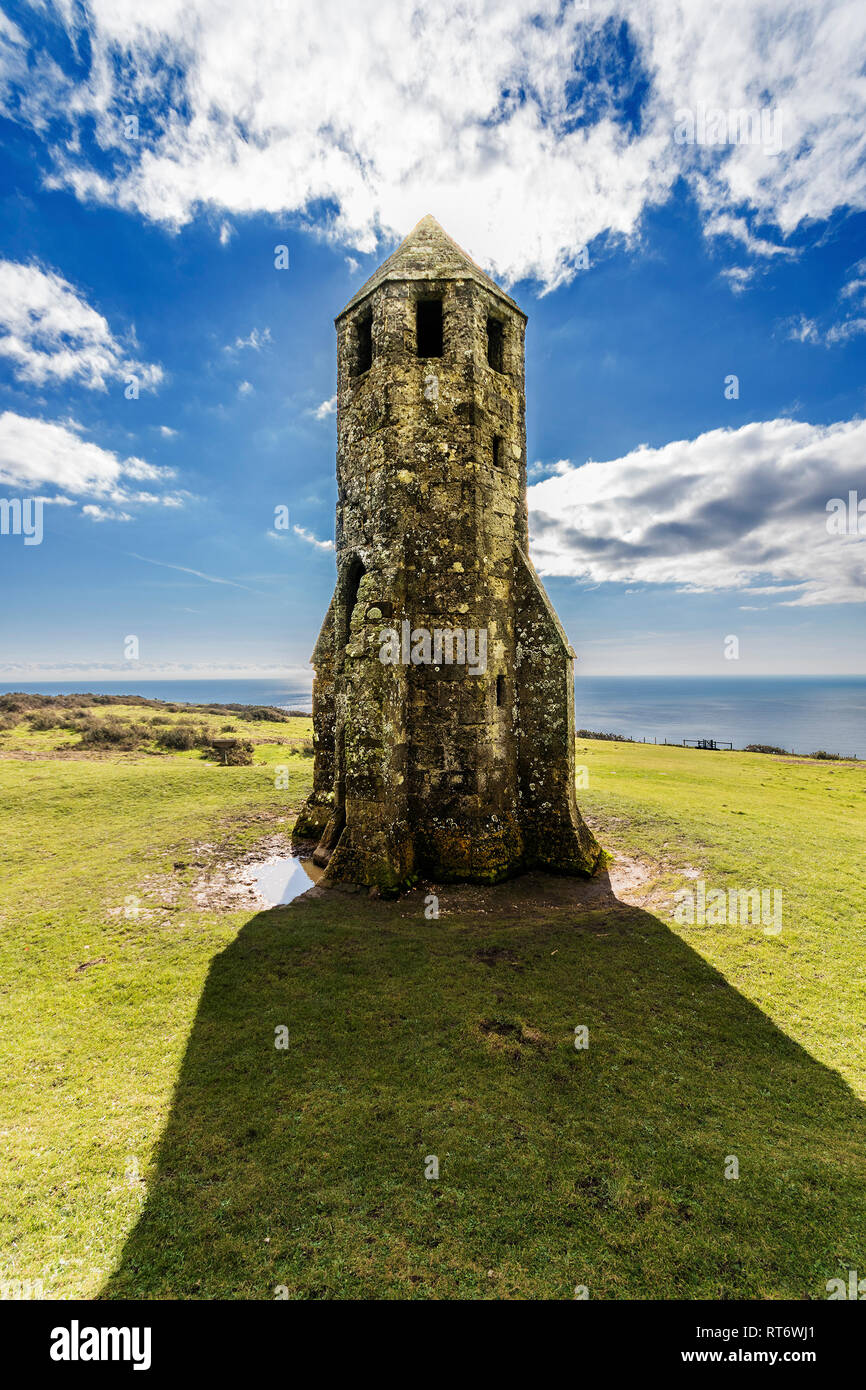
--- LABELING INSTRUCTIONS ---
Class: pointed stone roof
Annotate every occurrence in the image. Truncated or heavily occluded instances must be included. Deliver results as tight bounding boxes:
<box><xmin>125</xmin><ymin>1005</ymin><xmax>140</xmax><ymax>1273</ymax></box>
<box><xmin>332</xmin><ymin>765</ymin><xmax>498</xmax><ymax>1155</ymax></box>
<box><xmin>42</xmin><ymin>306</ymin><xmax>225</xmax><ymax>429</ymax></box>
<box><xmin>336</xmin><ymin>214</ymin><xmax>525</xmax><ymax>321</ymax></box>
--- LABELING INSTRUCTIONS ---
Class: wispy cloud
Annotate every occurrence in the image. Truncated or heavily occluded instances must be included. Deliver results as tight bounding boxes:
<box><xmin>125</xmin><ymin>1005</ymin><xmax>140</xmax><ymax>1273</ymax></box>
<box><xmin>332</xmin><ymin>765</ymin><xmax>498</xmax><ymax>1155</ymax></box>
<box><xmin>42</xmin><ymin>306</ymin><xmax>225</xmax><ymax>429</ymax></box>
<box><xmin>293</xmin><ymin>524</ymin><xmax>334</xmax><ymax>551</ymax></box>
<box><xmin>126</xmin><ymin>552</ymin><xmax>263</xmax><ymax>592</ymax></box>
<box><xmin>225</xmin><ymin>327</ymin><xmax>271</xmax><ymax>353</ymax></box>
<box><xmin>83</xmin><ymin>504</ymin><xmax>133</xmax><ymax>522</ymax></box>
<box><xmin>782</xmin><ymin>257</ymin><xmax>866</xmax><ymax>346</ymax></box>
<box><xmin>0</xmin><ymin>259</ymin><xmax>162</xmax><ymax>391</ymax></box>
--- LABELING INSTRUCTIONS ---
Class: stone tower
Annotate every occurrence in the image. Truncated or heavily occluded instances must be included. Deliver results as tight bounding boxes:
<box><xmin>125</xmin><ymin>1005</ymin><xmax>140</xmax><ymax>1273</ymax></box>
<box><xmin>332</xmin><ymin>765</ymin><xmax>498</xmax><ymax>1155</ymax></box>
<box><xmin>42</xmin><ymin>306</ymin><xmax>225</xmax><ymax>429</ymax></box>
<box><xmin>293</xmin><ymin>215</ymin><xmax>601</xmax><ymax>891</ymax></box>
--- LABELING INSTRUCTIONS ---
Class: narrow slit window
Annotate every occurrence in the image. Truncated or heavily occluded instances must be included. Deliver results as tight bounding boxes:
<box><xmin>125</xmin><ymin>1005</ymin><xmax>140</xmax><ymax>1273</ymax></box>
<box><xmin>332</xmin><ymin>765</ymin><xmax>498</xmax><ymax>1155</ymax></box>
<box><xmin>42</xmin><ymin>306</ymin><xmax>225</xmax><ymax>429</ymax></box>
<box><xmin>486</xmin><ymin>317</ymin><xmax>504</xmax><ymax>372</ymax></box>
<box><xmin>344</xmin><ymin>556</ymin><xmax>366</xmax><ymax>640</ymax></box>
<box><xmin>492</xmin><ymin>435</ymin><xmax>502</xmax><ymax>468</ymax></box>
<box><xmin>496</xmin><ymin>674</ymin><xmax>506</xmax><ymax>707</ymax></box>
<box><xmin>353</xmin><ymin>312</ymin><xmax>373</xmax><ymax>375</ymax></box>
<box><xmin>416</xmin><ymin>299</ymin><xmax>443</xmax><ymax>358</ymax></box>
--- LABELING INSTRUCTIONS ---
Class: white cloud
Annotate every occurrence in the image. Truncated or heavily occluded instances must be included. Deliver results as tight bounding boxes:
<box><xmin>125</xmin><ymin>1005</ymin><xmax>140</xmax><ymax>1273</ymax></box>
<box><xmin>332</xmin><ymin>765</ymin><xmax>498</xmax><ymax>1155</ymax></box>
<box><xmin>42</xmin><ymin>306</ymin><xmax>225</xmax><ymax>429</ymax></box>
<box><xmin>784</xmin><ymin>314</ymin><xmax>821</xmax><ymax>344</ymax></box>
<box><xmin>783</xmin><ymin>257</ymin><xmax>866</xmax><ymax>345</ymax></box>
<box><xmin>0</xmin><ymin>259</ymin><xmax>162</xmax><ymax>391</ymax></box>
<box><xmin>313</xmin><ymin>395</ymin><xmax>336</xmax><ymax>419</ymax></box>
<box><xmin>825</xmin><ymin>316</ymin><xmax>866</xmax><ymax>345</ymax></box>
<box><xmin>719</xmin><ymin>265</ymin><xmax>755</xmax><ymax>294</ymax></box>
<box><xmin>293</xmin><ymin>524</ymin><xmax>334</xmax><ymax>551</ymax></box>
<box><xmin>704</xmin><ymin>213</ymin><xmax>795</xmax><ymax>260</ymax></box>
<box><xmin>3</xmin><ymin>2</ymin><xmax>865</xmax><ymax>289</ymax></box>
<box><xmin>83</xmin><ymin>504</ymin><xmax>133</xmax><ymax>522</ymax></box>
<box><xmin>158</xmin><ymin>424</ymin><xmax>178</xmax><ymax>437</ymax></box>
<box><xmin>527</xmin><ymin>417</ymin><xmax>866</xmax><ymax>607</ymax></box>
<box><xmin>226</xmin><ymin>327</ymin><xmax>271</xmax><ymax>352</ymax></box>
<box><xmin>237</xmin><ymin>379</ymin><xmax>253</xmax><ymax>396</ymax></box>
<box><xmin>0</xmin><ymin>411</ymin><xmax>184</xmax><ymax>512</ymax></box>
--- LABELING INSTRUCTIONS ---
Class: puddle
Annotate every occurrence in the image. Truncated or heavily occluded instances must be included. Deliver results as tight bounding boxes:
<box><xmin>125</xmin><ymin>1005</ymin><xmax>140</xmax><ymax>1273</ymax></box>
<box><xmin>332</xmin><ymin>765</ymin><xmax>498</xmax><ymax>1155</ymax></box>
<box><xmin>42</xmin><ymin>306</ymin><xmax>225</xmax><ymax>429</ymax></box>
<box><xmin>249</xmin><ymin>854</ymin><xmax>323</xmax><ymax>906</ymax></box>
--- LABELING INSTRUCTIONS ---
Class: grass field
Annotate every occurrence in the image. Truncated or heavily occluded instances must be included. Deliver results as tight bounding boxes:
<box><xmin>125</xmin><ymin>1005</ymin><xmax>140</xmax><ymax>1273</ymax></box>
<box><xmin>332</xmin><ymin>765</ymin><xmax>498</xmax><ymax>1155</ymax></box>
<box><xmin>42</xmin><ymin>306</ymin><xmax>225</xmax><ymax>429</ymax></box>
<box><xmin>1</xmin><ymin>707</ymin><xmax>864</xmax><ymax>1300</ymax></box>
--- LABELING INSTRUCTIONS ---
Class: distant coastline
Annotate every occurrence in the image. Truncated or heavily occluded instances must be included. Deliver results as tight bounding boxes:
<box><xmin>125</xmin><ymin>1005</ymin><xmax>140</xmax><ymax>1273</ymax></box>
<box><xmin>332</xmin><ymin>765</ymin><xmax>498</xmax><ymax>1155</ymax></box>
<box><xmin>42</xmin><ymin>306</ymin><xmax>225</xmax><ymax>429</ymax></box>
<box><xmin>1</xmin><ymin>675</ymin><xmax>864</xmax><ymax>759</ymax></box>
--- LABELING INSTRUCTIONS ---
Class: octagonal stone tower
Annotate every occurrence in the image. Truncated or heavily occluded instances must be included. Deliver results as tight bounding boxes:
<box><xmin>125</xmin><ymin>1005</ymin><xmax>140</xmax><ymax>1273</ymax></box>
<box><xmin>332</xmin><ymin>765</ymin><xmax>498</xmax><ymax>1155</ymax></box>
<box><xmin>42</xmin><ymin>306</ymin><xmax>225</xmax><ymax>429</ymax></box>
<box><xmin>293</xmin><ymin>215</ymin><xmax>601</xmax><ymax>891</ymax></box>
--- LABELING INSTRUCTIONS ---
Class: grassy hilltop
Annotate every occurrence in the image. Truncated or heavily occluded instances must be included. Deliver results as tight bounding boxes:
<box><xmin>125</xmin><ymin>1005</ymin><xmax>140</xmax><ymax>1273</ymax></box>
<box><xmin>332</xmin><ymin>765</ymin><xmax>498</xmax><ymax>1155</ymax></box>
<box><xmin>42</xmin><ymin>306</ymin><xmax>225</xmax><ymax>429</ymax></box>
<box><xmin>1</xmin><ymin>697</ymin><xmax>864</xmax><ymax>1300</ymax></box>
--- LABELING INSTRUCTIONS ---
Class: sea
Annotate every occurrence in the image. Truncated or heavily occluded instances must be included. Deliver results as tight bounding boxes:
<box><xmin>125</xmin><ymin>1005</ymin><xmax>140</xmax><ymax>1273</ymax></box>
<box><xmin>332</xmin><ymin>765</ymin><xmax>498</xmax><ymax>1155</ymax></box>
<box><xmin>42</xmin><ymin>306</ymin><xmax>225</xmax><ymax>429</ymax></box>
<box><xmin>1</xmin><ymin>676</ymin><xmax>865</xmax><ymax>759</ymax></box>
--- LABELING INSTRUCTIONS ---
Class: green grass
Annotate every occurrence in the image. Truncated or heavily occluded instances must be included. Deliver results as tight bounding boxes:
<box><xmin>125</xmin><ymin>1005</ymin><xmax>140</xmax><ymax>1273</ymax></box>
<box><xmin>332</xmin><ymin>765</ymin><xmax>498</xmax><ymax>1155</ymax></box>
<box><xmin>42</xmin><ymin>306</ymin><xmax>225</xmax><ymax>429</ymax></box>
<box><xmin>1</xmin><ymin>732</ymin><xmax>863</xmax><ymax>1300</ymax></box>
<box><xmin>576</xmin><ymin>739</ymin><xmax>866</xmax><ymax>1092</ymax></box>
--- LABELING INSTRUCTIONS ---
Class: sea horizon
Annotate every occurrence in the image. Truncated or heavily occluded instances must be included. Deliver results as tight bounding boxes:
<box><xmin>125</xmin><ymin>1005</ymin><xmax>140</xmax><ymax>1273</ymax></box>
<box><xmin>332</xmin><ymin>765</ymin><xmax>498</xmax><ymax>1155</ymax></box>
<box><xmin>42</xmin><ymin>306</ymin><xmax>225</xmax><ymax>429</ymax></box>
<box><xmin>2</xmin><ymin>674</ymin><xmax>864</xmax><ymax>759</ymax></box>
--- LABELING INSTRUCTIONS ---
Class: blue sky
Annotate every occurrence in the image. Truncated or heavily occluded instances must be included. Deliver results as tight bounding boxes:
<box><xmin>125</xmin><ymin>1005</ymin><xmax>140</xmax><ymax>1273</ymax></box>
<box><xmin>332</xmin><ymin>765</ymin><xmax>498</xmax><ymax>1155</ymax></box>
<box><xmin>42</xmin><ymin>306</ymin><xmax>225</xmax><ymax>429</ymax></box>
<box><xmin>1</xmin><ymin>0</ymin><xmax>865</xmax><ymax>683</ymax></box>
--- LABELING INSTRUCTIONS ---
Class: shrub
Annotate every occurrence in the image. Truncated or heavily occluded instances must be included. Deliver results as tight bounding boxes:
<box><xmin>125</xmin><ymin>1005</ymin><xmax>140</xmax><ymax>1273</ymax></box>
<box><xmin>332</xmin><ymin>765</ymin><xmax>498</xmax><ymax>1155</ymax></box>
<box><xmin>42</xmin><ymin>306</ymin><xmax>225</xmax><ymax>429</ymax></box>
<box><xmin>236</xmin><ymin>706</ymin><xmax>290</xmax><ymax>723</ymax></box>
<box><xmin>79</xmin><ymin>717</ymin><xmax>148</xmax><ymax>748</ymax></box>
<box><xmin>26</xmin><ymin>711</ymin><xmax>65</xmax><ymax>731</ymax></box>
<box><xmin>206</xmin><ymin>737</ymin><xmax>255</xmax><ymax>766</ymax></box>
<box><xmin>744</xmin><ymin>744</ymin><xmax>788</xmax><ymax>756</ymax></box>
<box><xmin>154</xmin><ymin>723</ymin><xmax>208</xmax><ymax>751</ymax></box>
<box><xmin>809</xmin><ymin>749</ymin><xmax>841</xmax><ymax>761</ymax></box>
<box><xmin>575</xmin><ymin>729</ymin><xmax>635</xmax><ymax>743</ymax></box>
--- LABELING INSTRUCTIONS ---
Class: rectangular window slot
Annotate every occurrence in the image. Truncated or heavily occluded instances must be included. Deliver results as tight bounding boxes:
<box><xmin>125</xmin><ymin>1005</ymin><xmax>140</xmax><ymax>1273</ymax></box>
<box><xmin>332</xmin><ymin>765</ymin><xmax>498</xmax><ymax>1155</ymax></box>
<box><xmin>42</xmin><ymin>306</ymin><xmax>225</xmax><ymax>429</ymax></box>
<box><xmin>486</xmin><ymin>317</ymin><xmax>504</xmax><ymax>371</ymax></box>
<box><xmin>354</xmin><ymin>312</ymin><xmax>373</xmax><ymax>375</ymax></box>
<box><xmin>492</xmin><ymin>435</ymin><xmax>502</xmax><ymax>468</ymax></box>
<box><xmin>496</xmin><ymin>674</ymin><xmax>506</xmax><ymax>707</ymax></box>
<box><xmin>416</xmin><ymin>299</ymin><xmax>443</xmax><ymax>357</ymax></box>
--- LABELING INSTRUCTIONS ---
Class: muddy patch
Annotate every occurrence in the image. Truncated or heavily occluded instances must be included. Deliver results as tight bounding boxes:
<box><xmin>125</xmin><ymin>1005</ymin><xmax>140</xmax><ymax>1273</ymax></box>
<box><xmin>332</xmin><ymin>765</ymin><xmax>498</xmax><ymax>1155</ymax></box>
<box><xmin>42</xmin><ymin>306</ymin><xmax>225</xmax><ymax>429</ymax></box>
<box><xmin>190</xmin><ymin>833</ymin><xmax>320</xmax><ymax>911</ymax></box>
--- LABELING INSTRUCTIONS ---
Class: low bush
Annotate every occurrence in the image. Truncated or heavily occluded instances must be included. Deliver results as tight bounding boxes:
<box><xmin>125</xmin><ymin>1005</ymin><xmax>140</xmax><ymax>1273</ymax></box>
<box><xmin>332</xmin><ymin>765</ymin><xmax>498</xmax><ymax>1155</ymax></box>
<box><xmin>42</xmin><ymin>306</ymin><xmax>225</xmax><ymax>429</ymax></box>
<box><xmin>26</xmin><ymin>711</ymin><xmax>66</xmax><ymax>731</ymax></box>
<box><xmin>79</xmin><ymin>717</ymin><xmax>149</xmax><ymax>748</ymax></box>
<box><xmin>206</xmin><ymin>737</ymin><xmax>255</xmax><ymax>766</ymax></box>
<box><xmin>154</xmin><ymin>723</ymin><xmax>208</xmax><ymax>751</ymax></box>
<box><xmin>576</xmin><ymin>729</ymin><xmax>635</xmax><ymax>743</ymax></box>
<box><xmin>235</xmin><ymin>706</ymin><xmax>290</xmax><ymax>723</ymax></box>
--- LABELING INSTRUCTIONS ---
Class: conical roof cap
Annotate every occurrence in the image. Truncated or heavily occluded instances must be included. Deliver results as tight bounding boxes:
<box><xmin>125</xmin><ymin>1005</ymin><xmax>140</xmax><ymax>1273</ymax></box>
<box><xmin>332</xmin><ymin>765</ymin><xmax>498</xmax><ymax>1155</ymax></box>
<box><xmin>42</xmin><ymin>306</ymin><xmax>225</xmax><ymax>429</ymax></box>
<box><xmin>337</xmin><ymin>214</ymin><xmax>525</xmax><ymax>320</ymax></box>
